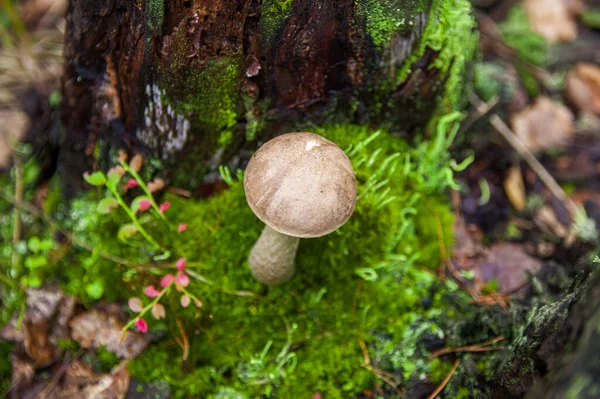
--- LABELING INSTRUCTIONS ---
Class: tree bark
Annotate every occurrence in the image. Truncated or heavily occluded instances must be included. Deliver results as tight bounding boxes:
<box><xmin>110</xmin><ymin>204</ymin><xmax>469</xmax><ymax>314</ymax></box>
<box><xmin>61</xmin><ymin>0</ymin><xmax>472</xmax><ymax>192</ymax></box>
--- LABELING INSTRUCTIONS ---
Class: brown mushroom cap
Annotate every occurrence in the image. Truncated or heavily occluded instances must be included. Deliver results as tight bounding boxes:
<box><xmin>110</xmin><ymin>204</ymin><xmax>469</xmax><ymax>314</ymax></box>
<box><xmin>244</xmin><ymin>132</ymin><xmax>356</xmax><ymax>238</ymax></box>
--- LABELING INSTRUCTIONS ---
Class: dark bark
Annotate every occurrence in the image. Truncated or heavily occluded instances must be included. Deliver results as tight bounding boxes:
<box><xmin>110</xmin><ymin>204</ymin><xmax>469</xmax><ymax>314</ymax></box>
<box><xmin>61</xmin><ymin>0</ymin><xmax>455</xmax><ymax>192</ymax></box>
<box><xmin>489</xmin><ymin>268</ymin><xmax>600</xmax><ymax>399</ymax></box>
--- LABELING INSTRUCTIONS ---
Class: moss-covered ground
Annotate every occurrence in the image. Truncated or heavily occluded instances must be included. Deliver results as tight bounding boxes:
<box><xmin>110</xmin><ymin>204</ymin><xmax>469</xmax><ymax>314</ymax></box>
<box><xmin>0</xmin><ymin>119</ymin><xmax>518</xmax><ymax>398</ymax></box>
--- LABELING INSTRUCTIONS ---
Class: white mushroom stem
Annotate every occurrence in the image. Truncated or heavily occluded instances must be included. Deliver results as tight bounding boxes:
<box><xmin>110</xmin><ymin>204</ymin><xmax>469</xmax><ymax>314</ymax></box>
<box><xmin>249</xmin><ymin>225</ymin><xmax>300</xmax><ymax>286</ymax></box>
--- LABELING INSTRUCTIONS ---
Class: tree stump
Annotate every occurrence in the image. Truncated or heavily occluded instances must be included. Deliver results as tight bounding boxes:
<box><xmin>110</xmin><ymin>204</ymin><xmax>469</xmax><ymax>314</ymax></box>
<box><xmin>61</xmin><ymin>0</ymin><xmax>475</xmax><ymax>191</ymax></box>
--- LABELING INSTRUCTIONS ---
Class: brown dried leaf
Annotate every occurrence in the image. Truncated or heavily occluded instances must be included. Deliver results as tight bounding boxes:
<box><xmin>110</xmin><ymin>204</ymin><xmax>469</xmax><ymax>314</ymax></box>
<box><xmin>128</xmin><ymin>297</ymin><xmax>144</xmax><ymax>313</ymax></box>
<box><xmin>69</xmin><ymin>309</ymin><xmax>147</xmax><ymax>360</ymax></box>
<box><xmin>524</xmin><ymin>0</ymin><xmax>583</xmax><ymax>43</ymax></box>
<box><xmin>180</xmin><ymin>294</ymin><xmax>191</xmax><ymax>308</ymax></box>
<box><xmin>107</xmin><ymin>165</ymin><xmax>126</xmax><ymax>178</ymax></box>
<box><xmin>504</xmin><ymin>166</ymin><xmax>527</xmax><ymax>211</ymax></box>
<box><xmin>535</xmin><ymin>205</ymin><xmax>569</xmax><ymax>238</ymax></box>
<box><xmin>511</xmin><ymin>97</ymin><xmax>575</xmax><ymax>153</ymax></box>
<box><xmin>477</xmin><ymin>243</ymin><xmax>542</xmax><ymax>293</ymax></box>
<box><xmin>129</xmin><ymin>154</ymin><xmax>143</xmax><ymax>173</ymax></box>
<box><xmin>44</xmin><ymin>360</ymin><xmax>130</xmax><ymax>399</ymax></box>
<box><xmin>1</xmin><ymin>288</ymin><xmax>75</xmax><ymax>367</ymax></box>
<box><xmin>147</xmin><ymin>178</ymin><xmax>165</xmax><ymax>193</ymax></box>
<box><xmin>8</xmin><ymin>349</ymin><xmax>39</xmax><ymax>399</ymax></box>
<box><xmin>81</xmin><ymin>362</ymin><xmax>130</xmax><ymax>399</ymax></box>
<box><xmin>451</xmin><ymin>216</ymin><xmax>484</xmax><ymax>261</ymax></box>
<box><xmin>566</xmin><ymin>63</ymin><xmax>600</xmax><ymax>115</ymax></box>
<box><xmin>151</xmin><ymin>303</ymin><xmax>166</xmax><ymax>320</ymax></box>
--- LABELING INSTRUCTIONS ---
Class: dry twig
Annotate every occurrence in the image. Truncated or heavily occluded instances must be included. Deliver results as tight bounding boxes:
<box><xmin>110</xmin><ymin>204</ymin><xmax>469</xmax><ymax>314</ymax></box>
<box><xmin>176</xmin><ymin>318</ymin><xmax>190</xmax><ymax>361</ymax></box>
<box><xmin>11</xmin><ymin>152</ymin><xmax>23</xmax><ymax>270</ymax></box>
<box><xmin>428</xmin><ymin>336</ymin><xmax>505</xmax><ymax>360</ymax></box>
<box><xmin>426</xmin><ymin>360</ymin><xmax>460</xmax><ymax>399</ymax></box>
<box><xmin>473</xmin><ymin>96</ymin><xmax>579</xmax><ymax>218</ymax></box>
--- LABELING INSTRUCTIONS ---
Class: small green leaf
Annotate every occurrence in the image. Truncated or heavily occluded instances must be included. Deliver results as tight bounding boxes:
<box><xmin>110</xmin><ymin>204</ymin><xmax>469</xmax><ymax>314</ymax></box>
<box><xmin>22</xmin><ymin>275</ymin><xmax>42</xmax><ymax>288</ymax></box>
<box><xmin>85</xmin><ymin>280</ymin><xmax>105</xmax><ymax>299</ymax></box>
<box><xmin>118</xmin><ymin>223</ymin><xmax>138</xmax><ymax>241</ymax></box>
<box><xmin>355</xmin><ymin>268</ymin><xmax>378</xmax><ymax>281</ymax></box>
<box><xmin>106</xmin><ymin>172</ymin><xmax>122</xmax><ymax>191</ymax></box>
<box><xmin>97</xmin><ymin>197</ymin><xmax>119</xmax><ymax>214</ymax></box>
<box><xmin>27</xmin><ymin>237</ymin><xmax>40</xmax><ymax>252</ymax></box>
<box><xmin>83</xmin><ymin>171</ymin><xmax>107</xmax><ymax>186</ymax></box>
<box><xmin>581</xmin><ymin>8</ymin><xmax>600</xmax><ymax>29</ymax></box>
<box><xmin>131</xmin><ymin>196</ymin><xmax>149</xmax><ymax>213</ymax></box>
<box><xmin>25</xmin><ymin>255</ymin><xmax>47</xmax><ymax>269</ymax></box>
<box><xmin>153</xmin><ymin>251</ymin><xmax>171</xmax><ymax>261</ymax></box>
<box><xmin>38</xmin><ymin>239</ymin><xmax>54</xmax><ymax>251</ymax></box>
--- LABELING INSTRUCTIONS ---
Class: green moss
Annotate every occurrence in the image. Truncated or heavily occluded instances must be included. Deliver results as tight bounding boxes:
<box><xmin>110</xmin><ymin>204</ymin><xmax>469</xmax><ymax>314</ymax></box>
<box><xmin>261</xmin><ymin>0</ymin><xmax>293</xmax><ymax>42</ymax></box>
<box><xmin>2</xmin><ymin>120</ymin><xmax>507</xmax><ymax>398</ymax></box>
<box><xmin>415</xmin><ymin>0</ymin><xmax>477</xmax><ymax>110</ymax></box>
<box><xmin>95</xmin><ymin>345</ymin><xmax>121</xmax><ymax>372</ymax></box>
<box><xmin>474</xmin><ymin>62</ymin><xmax>505</xmax><ymax>102</ymax></box>
<box><xmin>147</xmin><ymin>0</ymin><xmax>165</xmax><ymax>34</ymax></box>
<box><xmin>360</xmin><ymin>0</ymin><xmax>427</xmax><ymax>48</ymax></box>
<box><xmin>581</xmin><ymin>8</ymin><xmax>600</xmax><ymax>28</ymax></box>
<box><xmin>499</xmin><ymin>5</ymin><xmax>550</xmax><ymax>67</ymax></box>
<box><xmin>121</xmin><ymin>122</ymin><xmax>471</xmax><ymax>398</ymax></box>
<box><xmin>162</xmin><ymin>55</ymin><xmax>242</xmax><ymax>135</ymax></box>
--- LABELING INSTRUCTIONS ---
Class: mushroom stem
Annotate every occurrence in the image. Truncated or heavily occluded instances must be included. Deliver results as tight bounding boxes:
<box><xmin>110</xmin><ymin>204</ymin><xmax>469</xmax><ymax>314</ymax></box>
<box><xmin>249</xmin><ymin>225</ymin><xmax>300</xmax><ymax>285</ymax></box>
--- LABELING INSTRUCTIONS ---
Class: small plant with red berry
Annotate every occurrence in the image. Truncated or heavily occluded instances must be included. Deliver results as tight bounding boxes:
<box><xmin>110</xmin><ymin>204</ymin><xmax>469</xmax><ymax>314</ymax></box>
<box><xmin>83</xmin><ymin>151</ymin><xmax>201</xmax><ymax>334</ymax></box>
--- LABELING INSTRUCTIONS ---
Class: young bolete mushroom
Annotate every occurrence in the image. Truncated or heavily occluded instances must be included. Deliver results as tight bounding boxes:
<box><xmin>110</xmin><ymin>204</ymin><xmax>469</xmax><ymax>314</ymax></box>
<box><xmin>244</xmin><ymin>132</ymin><xmax>356</xmax><ymax>285</ymax></box>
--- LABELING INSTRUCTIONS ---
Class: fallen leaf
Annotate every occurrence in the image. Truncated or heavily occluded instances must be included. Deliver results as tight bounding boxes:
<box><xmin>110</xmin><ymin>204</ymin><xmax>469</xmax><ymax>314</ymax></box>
<box><xmin>511</xmin><ymin>97</ymin><xmax>575</xmax><ymax>153</ymax></box>
<box><xmin>477</xmin><ymin>243</ymin><xmax>542</xmax><ymax>293</ymax></box>
<box><xmin>566</xmin><ymin>63</ymin><xmax>600</xmax><ymax>115</ymax></box>
<box><xmin>535</xmin><ymin>205</ymin><xmax>569</xmax><ymax>238</ymax></box>
<box><xmin>524</xmin><ymin>0</ymin><xmax>583</xmax><ymax>43</ymax></box>
<box><xmin>504</xmin><ymin>165</ymin><xmax>527</xmax><ymax>211</ymax></box>
<box><xmin>0</xmin><ymin>287</ymin><xmax>75</xmax><ymax>367</ymax></box>
<box><xmin>451</xmin><ymin>216</ymin><xmax>484</xmax><ymax>261</ymax></box>
<box><xmin>34</xmin><ymin>360</ymin><xmax>131</xmax><ymax>399</ymax></box>
<box><xmin>8</xmin><ymin>349</ymin><xmax>37</xmax><ymax>399</ymax></box>
<box><xmin>69</xmin><ymin>308</ymin><xmax>147</xmax><ymax>359</ymax></box>
<box><xmin>81</xmin><ymin>361</ymin><xmax>130</xmax><ymax>399</ymax></box>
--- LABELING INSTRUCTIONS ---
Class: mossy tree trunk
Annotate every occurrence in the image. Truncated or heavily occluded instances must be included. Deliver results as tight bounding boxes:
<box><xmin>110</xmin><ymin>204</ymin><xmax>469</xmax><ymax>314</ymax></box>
<box><xmin>61</xmin><ymin>0</ymin><xmax>475</xmax><ymax>191</ymax></box>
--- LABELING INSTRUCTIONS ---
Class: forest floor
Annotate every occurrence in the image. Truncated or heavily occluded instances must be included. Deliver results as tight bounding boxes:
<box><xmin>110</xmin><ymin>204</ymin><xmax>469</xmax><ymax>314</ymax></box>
<box><xmin>0</xmin><ymin>0</ymin><xmax>599</xmax><ymax>398</ymax></box>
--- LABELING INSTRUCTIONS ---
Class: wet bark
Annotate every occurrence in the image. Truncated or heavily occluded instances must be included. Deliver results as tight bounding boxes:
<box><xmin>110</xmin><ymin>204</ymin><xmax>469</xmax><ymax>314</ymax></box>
<box><xmin>490</xmin><ymin>268</ymin><xmax>600</xmax><ymax>399</ymax></box>
<box><xmin>61</xmin><ymin>0</ymin><xmax>450</xmax><ymax>192</ymax></box>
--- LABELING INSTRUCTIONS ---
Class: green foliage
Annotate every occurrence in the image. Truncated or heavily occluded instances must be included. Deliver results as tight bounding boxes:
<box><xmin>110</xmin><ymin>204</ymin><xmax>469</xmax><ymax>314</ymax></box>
<box><xmin>261</xmin><ymin>0</ymin><xmax>293</xmax><ymax>42</ymax></box>
<box><xmin>0</xmin><ymin>0</ymin><xmax>25</xmax><ymax>40</ymax></box>
<box><xmin>580</xmin><ymin>8</ymin><xmax>600</xmax><ymax>28</ymax></box>
<box><xmin>394</xmin><ymin>0</ymin><xmax>477</xmax><ymax>112</ymax></box>
<box><xmin>95</xmin><ymin>345</ymin><xmax>121</xmax><ymax>372</ymax></box>
<box><xmin>0</xmin><ymin>342</ymin><xmax>12</xmax><ymax>396</ymax></box>
<box><xmin>0</xmin><ymin>148</ymin><xmax>57</xmax><ymax>320</ymax></box>
<box><xmin>360</xmin><ymin>0</ymin><xmax>427</xmax><ymax>48</ymax></box>
<box><xmin>123</xmin><ymin>122</ymin><xmax>476</xmax><ymax>398</ymax></box>
<box><xmin>474</xmin><ymin>62</ymin><xmax>507</xmax><ymax>102</ymax></box>
<box><xmin>1</xmin><ymin>121</ymin><xmax>502</xmax><ymax>398</ymax></box>
<box><xmin>499</xmin><ymin>5</ymin><xmax>550</xmax><ymax>67</ymax></box>
<box><xmin>83</xmin><ymin>171</ymin><xmax>107</xmax><ymax>186</ymax></box>
<box><xmin>164</xmin><ymin>55</ymin><xmax>242</xmax><ymax>138</ymax></box>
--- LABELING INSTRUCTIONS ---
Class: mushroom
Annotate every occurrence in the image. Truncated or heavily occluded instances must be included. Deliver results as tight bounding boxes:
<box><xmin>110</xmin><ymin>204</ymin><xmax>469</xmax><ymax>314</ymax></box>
<box><xmin>244</xmin><ymin>132</ymin><xmax>357</xmax><ymax>285</ymax></box>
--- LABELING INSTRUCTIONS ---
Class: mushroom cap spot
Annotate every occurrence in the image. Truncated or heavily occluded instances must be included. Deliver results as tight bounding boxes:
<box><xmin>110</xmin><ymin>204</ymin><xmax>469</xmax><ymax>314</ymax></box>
<box><xmin>244</xmin><ymin>132</ymin><xmax>357</xmax><ymax>238</ymax></box>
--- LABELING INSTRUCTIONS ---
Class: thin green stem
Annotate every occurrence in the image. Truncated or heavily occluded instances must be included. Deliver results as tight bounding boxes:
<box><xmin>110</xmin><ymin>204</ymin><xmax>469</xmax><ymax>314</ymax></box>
<box><xmin>12</xmin><ymin>152</ymin><xmax>23</xmax><ymax>271</ymax></box>
<box><xmin>107</xmin><ymin>186</ymin><xmax>162</xmax><ymax>250</ymax></box>
<box><xmin>180</xmin><ymin>286</ymin><xmax>203</xmax><ymax>305</ymax></box>
<box><xmin>0</xmin><ymin>270</ymin><xmax>21</xmax><ymax>291</ymax></box>
<box><xmin>184</xmin><ymin>269</ymin><xmax>257</xmax><ymax>297</ymax></box>
<box><xmin>123</xmin><ymin>285</ymin><xmax>170</xmax><ymax>331</ymax></box>
<box><xmin>120</xmin><ymin>160</ymin><xmax>166</xmax><ymax>220</ymax></box>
